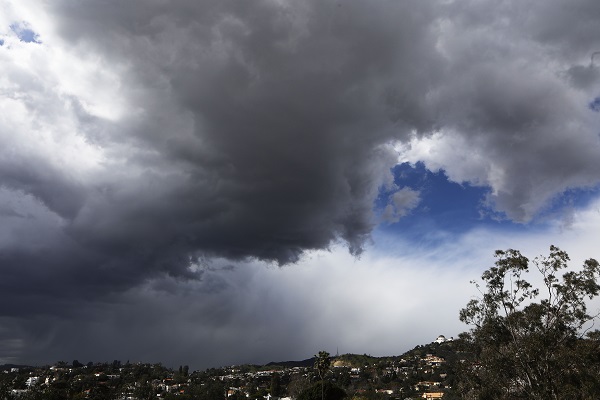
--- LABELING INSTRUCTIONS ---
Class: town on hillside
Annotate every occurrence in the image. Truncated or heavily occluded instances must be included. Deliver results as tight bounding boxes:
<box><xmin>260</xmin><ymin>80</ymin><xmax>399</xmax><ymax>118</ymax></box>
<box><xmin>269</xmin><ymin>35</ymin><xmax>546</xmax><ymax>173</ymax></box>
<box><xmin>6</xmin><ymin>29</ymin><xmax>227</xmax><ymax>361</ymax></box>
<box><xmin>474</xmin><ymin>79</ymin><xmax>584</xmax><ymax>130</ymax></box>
<box><xmin>0</xmin><ymin>335</ymin><xmax>463</xmax><ymax>400</ymax></box>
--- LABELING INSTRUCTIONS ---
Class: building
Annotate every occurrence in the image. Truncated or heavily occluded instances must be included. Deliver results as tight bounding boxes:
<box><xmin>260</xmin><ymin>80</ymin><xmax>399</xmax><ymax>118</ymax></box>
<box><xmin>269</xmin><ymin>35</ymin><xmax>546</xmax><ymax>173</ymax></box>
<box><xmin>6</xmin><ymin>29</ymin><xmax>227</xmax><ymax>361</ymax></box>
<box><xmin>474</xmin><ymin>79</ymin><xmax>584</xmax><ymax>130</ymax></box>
<box><xmin>422</xmin><ymin>392</ymin><xmax>444</xmax><ymax>399</ymax></box>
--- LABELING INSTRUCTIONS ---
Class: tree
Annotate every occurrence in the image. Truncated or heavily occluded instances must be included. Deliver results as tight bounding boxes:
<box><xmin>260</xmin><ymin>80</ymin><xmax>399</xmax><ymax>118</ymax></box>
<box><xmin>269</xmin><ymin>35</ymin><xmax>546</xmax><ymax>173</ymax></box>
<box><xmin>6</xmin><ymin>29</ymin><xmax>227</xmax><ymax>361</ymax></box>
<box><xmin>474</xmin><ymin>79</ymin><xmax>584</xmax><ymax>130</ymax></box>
<box><xmin>298</xmin><ymin>381</ymin><xmax>346</xmax><ymax>400</ymax></box>
<box><xmin>187</xmin><ymin>380</ymin><xmax>225</xmax><ymax>400</ymax></box>
<box><xmin>133</xmin><ymin>381</ymin><xmax>154</xmax><ymax>400</ymax></box>
<box><xmin>271</xmin><ymin>372</ymin><xmax>282</xmax><ymax>397</ymax></box>
<box><xmin>288</xmin><ymin>373</ymin><xmax>311</xmax><ymax>399</ymax></box>
<box><xmin>458</xmin><ymin>245</ymin><xmax>600</xmax><ymax>399</ymax></box>
<box><xmin>314</xmin><ymin>351</ymin><xmax>331</xmax><ymax>400</ymax></box>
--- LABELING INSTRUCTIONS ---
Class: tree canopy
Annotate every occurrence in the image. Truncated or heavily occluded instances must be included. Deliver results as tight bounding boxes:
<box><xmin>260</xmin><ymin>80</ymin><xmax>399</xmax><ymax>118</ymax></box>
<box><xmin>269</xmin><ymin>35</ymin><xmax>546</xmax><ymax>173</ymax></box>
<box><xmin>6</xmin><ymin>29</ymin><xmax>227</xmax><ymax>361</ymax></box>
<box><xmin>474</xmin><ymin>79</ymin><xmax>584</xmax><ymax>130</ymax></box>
<box><xmin>298</xmin><ymin>381</ymin><xmax>346</xmax><ymax>400</ymax></box>
<box><xmin>458</xmin><ymin>245</ymin><xmax>600</xmax><ymax>399</ymax></box>
<box><xmin>314</xmin><ymin>351</ymin><xmax>332</xmax><ymax>400</ymax></box>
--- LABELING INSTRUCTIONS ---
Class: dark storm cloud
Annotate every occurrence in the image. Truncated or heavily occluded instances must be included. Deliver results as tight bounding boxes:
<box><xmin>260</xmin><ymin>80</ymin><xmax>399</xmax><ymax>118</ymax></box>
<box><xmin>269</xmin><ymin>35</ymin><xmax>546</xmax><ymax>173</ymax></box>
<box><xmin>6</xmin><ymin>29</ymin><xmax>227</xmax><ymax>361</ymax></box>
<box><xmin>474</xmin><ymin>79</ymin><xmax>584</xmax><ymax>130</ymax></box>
<box><xmin>3</xmin><ymin>0</ymin><xmax>600</xmax><ymax>368</ymax></box>
<box><xmin>1</xmin><ymin>1</ymin><xmax>444</xmax><ymax>352</ymax></box>
<box><xmin>566</xmin><ymin>64</ymin><xmax>600</xmax><ymax>90</ymax></box>
<box><xmin>25</xmin><ymin>0</ymin><xmax>441</xmax><ymax>266</ymax></box>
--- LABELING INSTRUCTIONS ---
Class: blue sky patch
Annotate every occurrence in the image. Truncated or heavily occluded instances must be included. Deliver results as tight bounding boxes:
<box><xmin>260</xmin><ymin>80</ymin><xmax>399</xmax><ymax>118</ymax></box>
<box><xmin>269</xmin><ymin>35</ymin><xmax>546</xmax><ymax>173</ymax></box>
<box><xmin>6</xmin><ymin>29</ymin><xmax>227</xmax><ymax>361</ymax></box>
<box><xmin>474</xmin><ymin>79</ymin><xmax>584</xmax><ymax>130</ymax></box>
<box><xmin>374</xmin><ymin>162</ymin><xmax>537</xmax><ymax>245</ymax></box>
<box><xmin>589</xmin><ymin>97</ymin><xmax>600</xmax><ymax>112</ymax></box>
<box><xmin>374</xmin><ymin>163</ymin><xmax>600</xmax><ymax>248</ymax></box>
<box><xmin>0</xmin><ymin>39</ymin><xmax>4</xmax><ymax>46</ymax></box>
<box><xmin>10</xmin><ymin>23</ymin><xmax>40</xmax><ymax>43</ymax></box>
<box><xmin>538</xmin><ymin>185</ymin><xmax>600</xmax><ymax>221</ymax></box>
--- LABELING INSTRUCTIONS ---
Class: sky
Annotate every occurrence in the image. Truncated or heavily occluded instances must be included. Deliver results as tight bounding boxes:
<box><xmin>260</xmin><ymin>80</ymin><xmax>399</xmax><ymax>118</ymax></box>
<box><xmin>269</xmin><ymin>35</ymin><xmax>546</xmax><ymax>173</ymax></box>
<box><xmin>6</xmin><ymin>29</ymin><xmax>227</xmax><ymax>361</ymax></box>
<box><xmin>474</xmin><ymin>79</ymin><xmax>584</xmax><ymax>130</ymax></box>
<box><xmin>1</xmin><ymin>0</ymin><xmax>600</xmax><ymax>371</ymax></box>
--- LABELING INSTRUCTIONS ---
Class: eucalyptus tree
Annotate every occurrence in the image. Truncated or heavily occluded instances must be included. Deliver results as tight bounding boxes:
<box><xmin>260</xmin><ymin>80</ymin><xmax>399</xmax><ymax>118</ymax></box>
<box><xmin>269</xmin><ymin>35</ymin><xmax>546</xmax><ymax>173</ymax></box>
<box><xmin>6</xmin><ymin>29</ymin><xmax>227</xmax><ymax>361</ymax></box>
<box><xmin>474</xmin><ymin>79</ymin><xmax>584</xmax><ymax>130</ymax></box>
<box><xmin>458</xmin><ymin>246</ymin><xmax>600</xmax><ymax>399</ymax></box>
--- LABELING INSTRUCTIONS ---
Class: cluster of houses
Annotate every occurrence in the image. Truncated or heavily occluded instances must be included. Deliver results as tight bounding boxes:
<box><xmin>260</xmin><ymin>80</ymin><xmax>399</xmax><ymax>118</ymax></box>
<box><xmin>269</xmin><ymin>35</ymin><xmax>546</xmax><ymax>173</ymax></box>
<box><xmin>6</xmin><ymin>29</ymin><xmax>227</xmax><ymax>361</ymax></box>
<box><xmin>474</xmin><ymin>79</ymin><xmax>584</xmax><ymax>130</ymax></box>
<box><xmin>1</xmin><ymin>335</ymin><xmax>459</xmax><ymax>399</ymax></box>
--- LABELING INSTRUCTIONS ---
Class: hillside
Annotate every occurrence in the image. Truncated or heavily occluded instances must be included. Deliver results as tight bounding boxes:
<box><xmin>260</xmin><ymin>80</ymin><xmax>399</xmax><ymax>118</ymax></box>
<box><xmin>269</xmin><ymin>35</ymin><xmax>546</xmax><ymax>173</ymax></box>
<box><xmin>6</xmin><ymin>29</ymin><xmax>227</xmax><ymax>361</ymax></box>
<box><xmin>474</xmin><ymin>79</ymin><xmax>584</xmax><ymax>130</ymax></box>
<box><xmin>0</xmin><ymin>338</ymin><xmax>466</xmax><ymax>399</ymax></box>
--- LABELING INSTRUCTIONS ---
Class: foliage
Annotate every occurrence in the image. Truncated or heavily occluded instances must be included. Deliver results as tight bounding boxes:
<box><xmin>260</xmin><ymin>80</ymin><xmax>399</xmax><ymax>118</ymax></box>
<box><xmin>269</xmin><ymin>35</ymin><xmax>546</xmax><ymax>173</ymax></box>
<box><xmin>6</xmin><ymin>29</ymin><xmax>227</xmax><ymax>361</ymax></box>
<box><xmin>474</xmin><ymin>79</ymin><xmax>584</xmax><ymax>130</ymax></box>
<box><xmin>0</xmin><ymin>345</ymin><xmax>462</xmax><ymax>399</ymax></box>
<box><xmin>271</xmin><ymin>372</ymin><xmax>282</xmax><ymax>397</ymax></box>
<box><xmin>315</xmin><ymin>351</ymin><xmax>331</xmax><ymax>381</ymax></box>
<box><xmin>287</xmin><ymin>373</ymin><xmax>312</xmax><ymax>399</ymax></box>
<box><xmin>298</xmin><ymin>381</ymin><xmax>347</xmax><ymax>400</ymax></box>
<box><xmin>314</xmin><ymin>351</ymin><xmax>332</xmax><ymax>400</ymax></box>
<box><xmin>458</xmin><ymin>246</ymin><xmax>600</xmax><ymax>399</ymax></box>
<box><xmin>335</xmin><ymin>354</ymin><xmax>389</xmax><ymax>368</ymax></box>
<box><xmin>187</xmin><ymin>380</ymin><xmax>225</xmax><ymax>400</ymax></box>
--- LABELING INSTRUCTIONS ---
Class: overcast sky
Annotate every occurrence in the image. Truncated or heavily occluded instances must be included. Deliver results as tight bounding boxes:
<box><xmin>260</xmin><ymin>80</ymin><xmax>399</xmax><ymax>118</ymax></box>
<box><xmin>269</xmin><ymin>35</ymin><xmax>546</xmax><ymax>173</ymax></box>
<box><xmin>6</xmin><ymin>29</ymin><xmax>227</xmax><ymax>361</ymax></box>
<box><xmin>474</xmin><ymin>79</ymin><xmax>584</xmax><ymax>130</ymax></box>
<box><xmin>1</xmin><ymin>0</ymin><xmax>600</xmax><ymax>370</ymax></box>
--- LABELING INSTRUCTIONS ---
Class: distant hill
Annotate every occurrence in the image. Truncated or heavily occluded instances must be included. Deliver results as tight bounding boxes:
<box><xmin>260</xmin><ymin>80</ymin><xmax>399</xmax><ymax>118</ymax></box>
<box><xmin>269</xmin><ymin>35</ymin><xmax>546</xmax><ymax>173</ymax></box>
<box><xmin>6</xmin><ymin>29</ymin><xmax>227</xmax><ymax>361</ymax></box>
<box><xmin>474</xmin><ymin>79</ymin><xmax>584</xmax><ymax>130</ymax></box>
<box><xmin>265</xmin><ymin>357</ymin><xmax>315</xmax><ymax>368</ymax></box>
<box><xmin>265</xmin><ymin>354</ymin><xmax>389</xmax><ymax>369</ymax></box>
<box><xmin>0</xmin><ymin>364</ymin><xmax>32</xmax><ymax>371</ymax></box>
<box><xmin>266</xmin><ymin>339</ymin><xmax>464</xmax><ymax>370</ymax></box>
<box><xmin>333</xmin><ymin>353</ymin><xmax>397</xmax><ymax>367</ymax></box>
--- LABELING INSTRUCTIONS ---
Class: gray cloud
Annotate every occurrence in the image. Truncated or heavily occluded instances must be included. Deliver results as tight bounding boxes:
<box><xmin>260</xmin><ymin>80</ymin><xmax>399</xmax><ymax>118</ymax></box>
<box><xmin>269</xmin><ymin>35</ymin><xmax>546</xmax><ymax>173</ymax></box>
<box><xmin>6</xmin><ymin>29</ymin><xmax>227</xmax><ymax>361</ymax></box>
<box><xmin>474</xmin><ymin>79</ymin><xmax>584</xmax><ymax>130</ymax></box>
<box><xmin>566</xmin><ymin>64</ymin><xmax>600</xmax><ymax>89</ymax></box>
<box><xmin>43</xmin><ymin>0</ymin><xmax>441</xmax><ymax>265</ymax></box>
<box><xmin>2</xmin><ymin>0</ymin><xmax>600</xmax><ymax>368</ymax></box>
<box><xmin>399</xmin><ymin>0</ymin><xmax>600</xmax><ymax>222</ymax></box>
<box><xmin>382</xmin><ymin>187</ymin><xmax>421</xmax><ymax>223</ymax></box>
<box><xmin>1</xmin><ymin>1</ymin><xmax>448</xmax><ymax>317</ymax></box>
<box><xmin>2</xmin><ymin>252</ymin><xmax>476</xmax><ymax>370</ymax></box>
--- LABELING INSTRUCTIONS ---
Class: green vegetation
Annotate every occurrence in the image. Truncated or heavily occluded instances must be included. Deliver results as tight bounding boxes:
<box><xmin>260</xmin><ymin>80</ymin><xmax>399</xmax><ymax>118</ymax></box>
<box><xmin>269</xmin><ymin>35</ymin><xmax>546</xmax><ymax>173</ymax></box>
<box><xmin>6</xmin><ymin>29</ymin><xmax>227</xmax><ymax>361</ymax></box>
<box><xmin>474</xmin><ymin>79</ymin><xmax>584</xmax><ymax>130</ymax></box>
<box><xmin>298</xmin><ymin>381</ymin><xmax>346</xmax><ymax>400</ymax></box>
<box><xmin>313</xmin><ymin>351</ymin><xmax>332</xmax><ymax>400</ymax></box>
<box><xmin>334</xmin><ymin>354</ymin><xmax>395</xmax><ymax>368</ymax></box>
<box><xmin>458</xmin><ymin>246</ymin><xmax>600</xmax><ymax>399</ymax></box>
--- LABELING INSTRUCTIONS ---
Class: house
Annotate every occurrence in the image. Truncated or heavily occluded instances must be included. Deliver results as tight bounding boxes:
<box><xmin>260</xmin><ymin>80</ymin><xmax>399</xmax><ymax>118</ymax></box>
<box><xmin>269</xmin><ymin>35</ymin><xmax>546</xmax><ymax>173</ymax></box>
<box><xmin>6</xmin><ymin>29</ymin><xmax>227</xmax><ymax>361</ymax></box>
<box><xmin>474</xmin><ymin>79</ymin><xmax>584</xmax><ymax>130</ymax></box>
<box><xmin>422</xmin><ymin>392</ymin><xmax>444</xmax><ymax>399</ymax></box>
<box><xmin>26</xmin><ymin>377</ymin><xmax>39</xmax><ymax>387</ymax></box>
<box><xmin>423</xmin><ymin>355</ymin><xmax>446</xmax><ymax>366</ymax></box>
<box><xmin>415</xmin><ymin>381</ymin><xmax>441</xmax><ymax>391</ymax></box>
